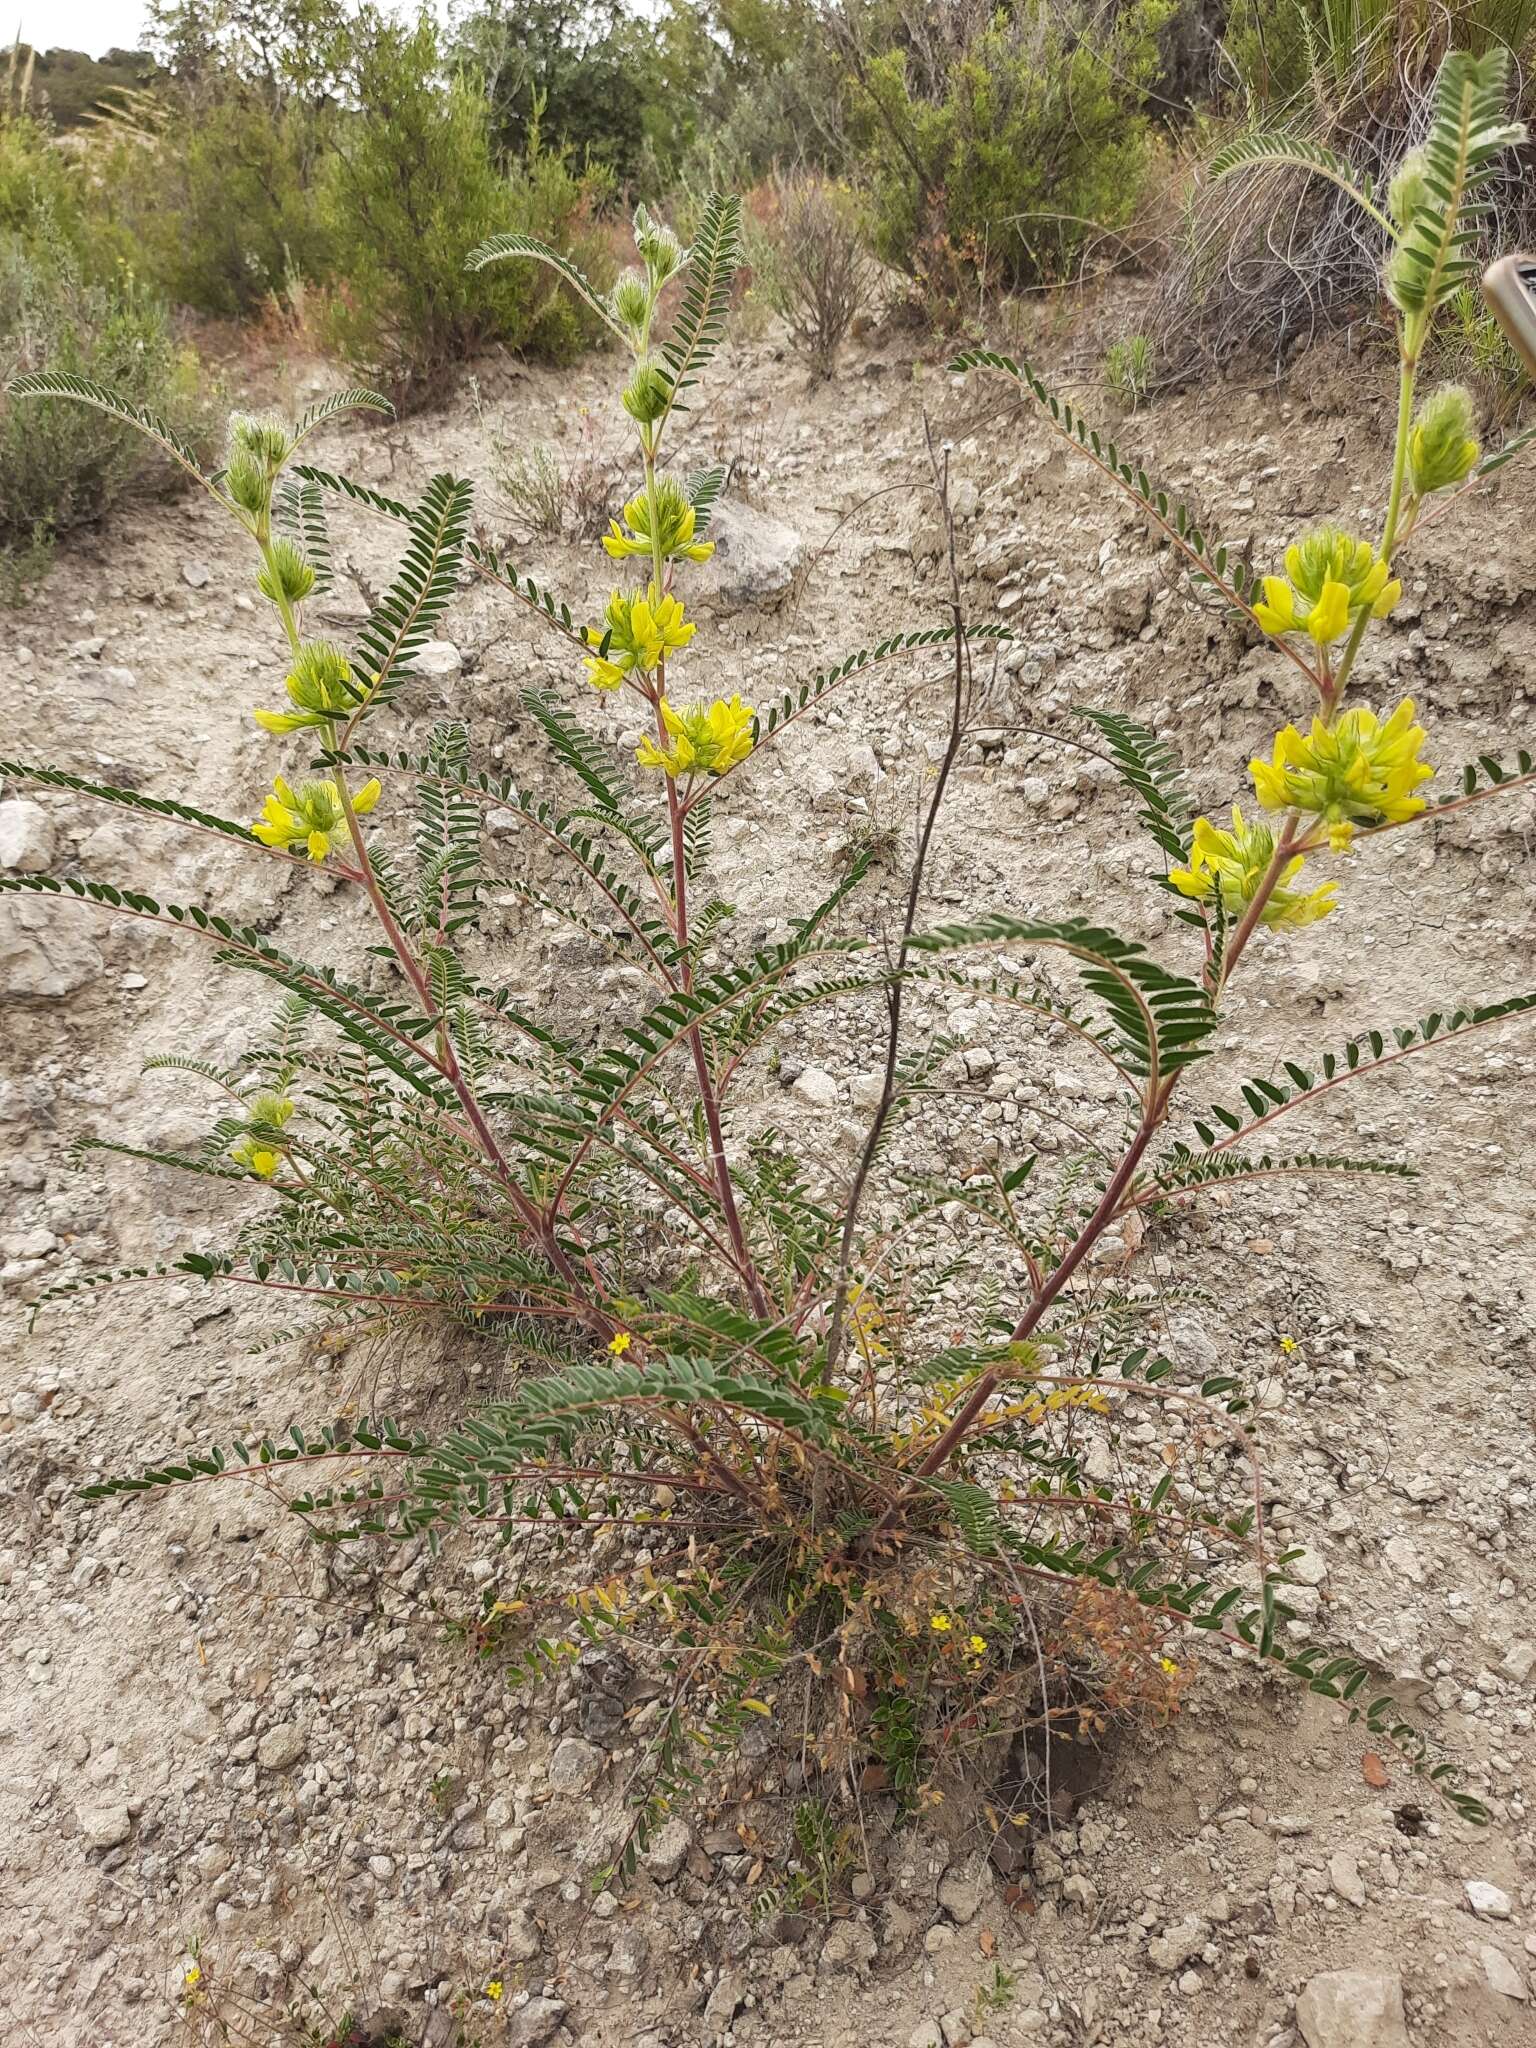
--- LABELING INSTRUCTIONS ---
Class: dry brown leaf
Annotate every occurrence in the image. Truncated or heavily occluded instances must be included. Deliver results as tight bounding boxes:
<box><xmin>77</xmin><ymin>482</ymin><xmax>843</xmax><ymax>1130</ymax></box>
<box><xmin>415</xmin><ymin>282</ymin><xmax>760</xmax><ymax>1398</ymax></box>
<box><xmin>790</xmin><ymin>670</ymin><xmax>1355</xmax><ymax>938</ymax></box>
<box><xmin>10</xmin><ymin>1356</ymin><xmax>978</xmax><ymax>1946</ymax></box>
<box><xmin>1362</xmin><ymin>1751</ymin><xmax>1390</xmax><ymax>1788</ymax></box>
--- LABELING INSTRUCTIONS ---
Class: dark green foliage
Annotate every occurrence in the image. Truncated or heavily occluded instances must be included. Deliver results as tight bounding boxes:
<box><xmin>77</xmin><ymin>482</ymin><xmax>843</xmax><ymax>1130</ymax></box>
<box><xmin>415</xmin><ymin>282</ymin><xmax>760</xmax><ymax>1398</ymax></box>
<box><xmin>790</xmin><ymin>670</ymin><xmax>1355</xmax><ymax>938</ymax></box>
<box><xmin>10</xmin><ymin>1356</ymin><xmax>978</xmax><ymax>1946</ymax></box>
<box><xmin>0</xmin><ymin>232</ymin><xmax>212</xmax><ymax>588</ymax></box>
<box><xmin>846</xmin><ymin>0</ymin><xmax>1172</xmax><ymax>295</ymax></box>
<box><xmin>317</xmin><ymin>15</ymin><xmax>611</xmax><ymax>405</ymax></box>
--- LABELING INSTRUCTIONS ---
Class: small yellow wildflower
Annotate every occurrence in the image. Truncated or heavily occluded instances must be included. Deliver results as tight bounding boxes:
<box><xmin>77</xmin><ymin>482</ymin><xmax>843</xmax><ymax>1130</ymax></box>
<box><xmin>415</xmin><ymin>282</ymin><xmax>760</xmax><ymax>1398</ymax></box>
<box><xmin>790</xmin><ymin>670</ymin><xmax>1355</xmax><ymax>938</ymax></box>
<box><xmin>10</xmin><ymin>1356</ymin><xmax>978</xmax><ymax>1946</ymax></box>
<box><xmin>485</xmin><ymin>1979</ymin><xmax>504</xmax><ymax>2001</ymax></box>
<box><xmin>1249</xmin><ymin>701</ymin><xmax>1434</xmax><ymax>840</ymax></box>
<box><xmin>583</xmin><ymin>583</ymin><xmax>694</xmax><ymax>689</ymax></box>
<box><xmin>602</xmin><ymin>477</ymin><xmax>715</xmax><ymax>564</ymax></box>
<box><xmin>1169</xmin><ymin>805</ymin><xmax>1336</xmax><ymax>929</ymax></box>
<box><xmin>252</xmin><ymin>774</ymin><xmax>380</xmax><ymax>862</ymax></box>
<box><xmin>608</xmin><ymin>1329</ymin><xmax>632</xmax><ymax>1356</ymax></box>
<box><xmin>1252</xmin><ymin>527</ymin><xmax>1401</xmax><ymax>647</ymax></box>
<box><xmin>183</xmin><ymin>1964</ymin><xmax>202</xmax><ymax>1988</ymax></box>
<box><xmin>229</xmin><ymin>1092</ymin><xmax>294</xmax><ymax>1178</ymax></box>
<box><xmin>966</xmin><ymin>1634</ymin><xmax>987</xmax><ymax>1656</ymax></box>
<box><xmin>636</xmin><ymin>696</ymin><xmax>755</xmax><ymax>778</ymax></box>
<box><xmin>929</xmin><ymin>1612</ymin><xmax>953</xmax><ymax>1633</ymax></box>
<box><xmin>254</xmin><ymin>641</ymin><xmax>359</xmax><ymax>734</ymax></box>
<box><xmin>1280</xmin><ymin>1335</ymin><xmax>1298</xmax><ymax>1354</ymax></box>
<box><xmin>1160</xmin><ymin>1657</ymin><xmax>1179</xmax><ymax>1676</ymax></box>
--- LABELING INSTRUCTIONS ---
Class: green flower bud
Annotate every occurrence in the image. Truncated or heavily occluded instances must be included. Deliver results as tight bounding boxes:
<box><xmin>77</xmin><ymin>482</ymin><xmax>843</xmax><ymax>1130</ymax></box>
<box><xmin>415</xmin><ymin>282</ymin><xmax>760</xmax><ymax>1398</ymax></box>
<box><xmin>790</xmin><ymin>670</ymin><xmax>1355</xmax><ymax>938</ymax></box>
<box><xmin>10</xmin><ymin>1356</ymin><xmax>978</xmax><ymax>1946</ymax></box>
<box><xmin>633</xmin><ymin>204</ymin><xmax>684</xmax><ymax>289</ymax></box>
<box><xmin>1408</xmin><ymin>383</ymin><xmax>1480</xmax><ymax>496</ymax></box>
<box><xmin>229</xmin><ymin>413</ymin><xmax>293</xmax><ymax>468</ymax></box>
<box><xmin>622</xmin><ymin>364</ymin><xmax>671</xmax><ymax>426</ymax></box>
<box><xmin>257</xmin><ymin>538</ymin><xmax>317</xmax><ymax>606</ymax></box>
<box><xmin>1388</xmin><ymin>147</ymin><xmax>1429</xmax><ymax>229</ymax></box>
<box><xmin>225</xmin><ymin>449</ymin><xmax>272</xmax><ymax>517</ymax></box>
<box><xmin>610</xmin><ymin>271</ymin><xmax>651</xmax><ymax>337</ymax></box>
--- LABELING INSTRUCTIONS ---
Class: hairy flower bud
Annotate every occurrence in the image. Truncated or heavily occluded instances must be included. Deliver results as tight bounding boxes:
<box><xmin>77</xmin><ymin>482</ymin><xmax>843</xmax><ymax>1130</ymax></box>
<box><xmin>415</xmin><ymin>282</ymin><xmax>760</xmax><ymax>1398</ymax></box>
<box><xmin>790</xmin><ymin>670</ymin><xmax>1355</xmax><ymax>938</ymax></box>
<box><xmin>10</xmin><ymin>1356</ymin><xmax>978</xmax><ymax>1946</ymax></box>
<box><xmin>1388</xmin><ymin>147</ymin><xmax>1429</xmax><ymax>229</ymax></box>
<box><xmin>610</xmin><ymin>272</ymin><xmax>651</xmax><ymax>338</ymax></box>
<box><xmin>633</xmin><ymin>204</ymin><xmax>684</xmax><ymax>289</ymax></box>
<box><xmin>229</xmin><ymin>413</ymin><xmax>293</xmax><ymax>468</ymax></box>
<box><xmin>1408</xmin><ymin>383</ymin><xmax>1480</xmax><ymax>496</ymax></box>
<box><xmin>257</xmin><ymin>539</ymin><xmax>317</xmax><ymax>607</ymax></box>
<box><xmin>622</xmin><ymin>364</ymin><xmax>670</xmax><ymax>426</ymax></box>
<box><xmin>224</xmin><ymin>449</ymin><xmax>272</xmax><ymax>518</ymax></box>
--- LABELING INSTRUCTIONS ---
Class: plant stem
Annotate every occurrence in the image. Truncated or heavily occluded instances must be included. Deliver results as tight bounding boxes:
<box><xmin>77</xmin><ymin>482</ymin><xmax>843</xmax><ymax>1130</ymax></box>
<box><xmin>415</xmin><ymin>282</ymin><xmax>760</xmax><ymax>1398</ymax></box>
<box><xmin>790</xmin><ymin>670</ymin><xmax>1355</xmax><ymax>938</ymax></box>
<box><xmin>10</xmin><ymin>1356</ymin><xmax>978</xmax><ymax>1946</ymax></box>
<box><xmin>825</xmin><ymin>426</ymin><xmax>967</xmax><ymax>1380</ymax></box>
<box><xmin>1332</xmin><ymin>325</ymin><xmax>1420</xmax><ymax>702</ymax></box>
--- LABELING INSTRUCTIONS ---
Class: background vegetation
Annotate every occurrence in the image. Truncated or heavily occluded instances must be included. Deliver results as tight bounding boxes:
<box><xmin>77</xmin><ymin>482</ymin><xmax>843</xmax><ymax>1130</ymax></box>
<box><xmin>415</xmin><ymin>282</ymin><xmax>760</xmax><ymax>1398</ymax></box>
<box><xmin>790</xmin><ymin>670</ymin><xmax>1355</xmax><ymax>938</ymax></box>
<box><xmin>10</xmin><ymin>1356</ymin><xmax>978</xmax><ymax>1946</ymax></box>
<box><xmin>3</xmin><ymin>0</ymin><xmax>1533</xmax><ymax>585</ymax></box>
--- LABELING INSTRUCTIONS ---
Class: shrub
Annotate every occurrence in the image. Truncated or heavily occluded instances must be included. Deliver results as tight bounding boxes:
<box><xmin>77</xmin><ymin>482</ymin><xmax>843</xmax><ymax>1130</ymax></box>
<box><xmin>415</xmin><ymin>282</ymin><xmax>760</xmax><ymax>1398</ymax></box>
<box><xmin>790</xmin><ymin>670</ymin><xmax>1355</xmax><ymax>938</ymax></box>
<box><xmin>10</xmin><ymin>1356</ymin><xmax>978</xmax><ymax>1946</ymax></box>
<box><xmin>8</xmin><ymin>64</ymin><xmax>1535</xmax><ymax>1866</ymax></box>
<box><xmin>1152</xmin><ymin>0</ymin><xmax>1536</xmax><ymax>371</ymax></box>
<box><xmin>317</xmin><ymin>13</ymin><xmax>611</xmax><ymax>406</ymax></box>
<box><xmin>844</xmin><ymin>0</ymin><xmax>1171</xmax><ymax>296</ymax></box>
<box><xmin>93</xmin><ymin>84</ymin><xmax>336</xmax><ymax>320</ymax></box>
<box><xmin>0</xmin><ymin>221</ymin><xmax>209</xmax><ymax>595</ymax></box>
<box><xmin>750</xmin><ymin>172</ymin><xmax>876</xmax><ymax>377</ymax></box>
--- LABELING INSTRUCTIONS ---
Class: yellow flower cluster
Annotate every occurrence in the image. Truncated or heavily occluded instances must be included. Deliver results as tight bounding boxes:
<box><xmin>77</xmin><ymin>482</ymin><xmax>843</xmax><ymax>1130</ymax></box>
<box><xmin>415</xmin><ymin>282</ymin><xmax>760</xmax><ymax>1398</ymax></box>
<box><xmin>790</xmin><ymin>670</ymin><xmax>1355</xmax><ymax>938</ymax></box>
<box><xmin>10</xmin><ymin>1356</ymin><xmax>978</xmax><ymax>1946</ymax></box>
<box><xmin>1253</xmin><ymin>527</ymin><xmax>1401</xmax><ymax>648</ymax></box>
<box><xmin>636</xmin><ymin>696</ymin><xmax>755</xmax><ymax>778</ymax></box>
<box><xmin>1170</xmin><ymin>806</ymin><xmax>1336</xmax><ymax>928</ymax></box>
<box><xmin>584</xmin><ymin>584</ymin><xmax>695</xmax><ymax>690</ymax></box>
<box><xmin>602</xmin><ymin>478</ymin><xmax>715</xmax><ymax>564</ymax></box>
<box><xmin>1249</xmin><ymin>701</ymin><xmax>1434</xmax><ymax>849</ymax></box>
<box><xmin>254</xmin><ymin>641</ymin><xmax>359</xmax><ymax>735</ymax></box>
<box><xmin>252</xmin><ymin>774</ymin><xmax>380</xmax><ymax>862</ymax></box>
<box><xmin>229</xmin><ymin>1093</ymin><xmax>294</xmax><ymax>1178</ymax></box>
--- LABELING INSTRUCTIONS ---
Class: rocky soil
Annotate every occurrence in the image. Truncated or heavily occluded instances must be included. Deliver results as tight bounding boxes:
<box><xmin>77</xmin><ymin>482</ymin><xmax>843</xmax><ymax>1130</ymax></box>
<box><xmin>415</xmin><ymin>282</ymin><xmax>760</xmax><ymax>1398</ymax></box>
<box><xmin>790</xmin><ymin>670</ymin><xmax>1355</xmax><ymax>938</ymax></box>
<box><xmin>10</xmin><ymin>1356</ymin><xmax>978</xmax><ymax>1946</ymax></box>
<box><xmin>2</xmin><ymin>315</ymin><xmax>1534</xmax><ymax>2048</ymax></box>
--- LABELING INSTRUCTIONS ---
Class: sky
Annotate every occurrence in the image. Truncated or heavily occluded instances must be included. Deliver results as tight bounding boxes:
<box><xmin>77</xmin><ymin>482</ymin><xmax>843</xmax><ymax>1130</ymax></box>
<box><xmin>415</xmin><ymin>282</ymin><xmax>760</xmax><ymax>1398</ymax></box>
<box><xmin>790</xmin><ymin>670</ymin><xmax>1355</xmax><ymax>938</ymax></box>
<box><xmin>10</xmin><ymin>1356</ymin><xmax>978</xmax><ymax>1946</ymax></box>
<box><xmin>15</xmin><ymin>0</ymin><xmax>151</xmax><ymax>56</ymax></box>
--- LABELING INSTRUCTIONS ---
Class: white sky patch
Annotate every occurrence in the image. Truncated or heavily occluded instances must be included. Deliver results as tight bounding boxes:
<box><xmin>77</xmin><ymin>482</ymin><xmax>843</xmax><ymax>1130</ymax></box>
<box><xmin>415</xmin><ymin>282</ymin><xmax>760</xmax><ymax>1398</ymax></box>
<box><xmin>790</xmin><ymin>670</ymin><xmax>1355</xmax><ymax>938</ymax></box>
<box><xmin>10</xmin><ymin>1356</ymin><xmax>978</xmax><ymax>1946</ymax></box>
<box><xmin>15</xmin><ymin>0</ymin><xmax>151</xmax><ymax>58</ymax></box>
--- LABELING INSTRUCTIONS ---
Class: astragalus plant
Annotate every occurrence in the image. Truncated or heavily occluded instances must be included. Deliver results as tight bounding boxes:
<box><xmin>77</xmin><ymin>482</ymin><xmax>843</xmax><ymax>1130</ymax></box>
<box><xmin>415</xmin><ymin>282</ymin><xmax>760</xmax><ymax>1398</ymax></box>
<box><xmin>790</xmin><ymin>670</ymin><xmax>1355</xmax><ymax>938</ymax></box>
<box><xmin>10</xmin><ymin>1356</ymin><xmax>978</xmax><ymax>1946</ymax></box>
<box><xmin>5</xmin><ymin>63</ymin><xmax>1534</xmax><ymax>1872</ymax></box>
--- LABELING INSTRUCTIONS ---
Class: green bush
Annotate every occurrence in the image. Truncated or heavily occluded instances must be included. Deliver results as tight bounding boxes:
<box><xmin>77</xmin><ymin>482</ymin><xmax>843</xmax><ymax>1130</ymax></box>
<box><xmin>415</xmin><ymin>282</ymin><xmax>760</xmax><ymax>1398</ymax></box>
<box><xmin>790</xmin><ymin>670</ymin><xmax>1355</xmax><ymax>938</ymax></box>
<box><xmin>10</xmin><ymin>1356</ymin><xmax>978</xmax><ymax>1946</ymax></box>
<box><xmin>94</xmin><ymin>86</ymin><xmax>335</xmax><ymax>320</ymax></box>
<box><xmin>0</xmin><ymin>223</ymin><xmax>210</xmax><ymax>593</ymax></box>
<box><xmin>849</xmin><ymin>0</ymin><xmax>1172</xmax><ymax>295</ymax></box>
<box><xmin>317</xmin><ymin>13</ymin><xmax>612</xmax><ymax>406</ymax></box>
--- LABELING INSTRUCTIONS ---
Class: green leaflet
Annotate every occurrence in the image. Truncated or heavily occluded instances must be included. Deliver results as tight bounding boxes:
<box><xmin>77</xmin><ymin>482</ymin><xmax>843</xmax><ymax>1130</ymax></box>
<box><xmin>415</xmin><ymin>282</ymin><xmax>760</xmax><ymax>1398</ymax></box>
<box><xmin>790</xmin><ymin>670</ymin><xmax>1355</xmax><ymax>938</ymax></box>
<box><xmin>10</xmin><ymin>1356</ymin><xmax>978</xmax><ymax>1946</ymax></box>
<box><xmin>0</xmin><ymin>759</ymin><xmax>258</xmax><ymax>844</ymax></box>
<box><xmin>949</xmin><ymin>350</ymin><xmax>1286</xmax><ymax>638</ymax></box>
<box><xmin>464</xmin><ymin>230</ymin><xmax>624</xmax><ymax>336</ymax></box>
<box><xmin>656</xmin><ymin>194</ymin><xmax>741</xmax><ymax>420</ymax></box>
<box><xmin>6</xmin><ymin>369</ymin><xmax>210</xmax><ymax>489</ymax></box>
<box><xmin>1386</xmin><ymin>52</ymin><xmax>1525</xmax><ymax>319</ymax></box>
<box><xmin>1185</xmin><ymin>992</ymin><xmax>1536</xmax><ymax>1149</ymax></box>
<box><xmin>352</xmin><ymin>473</ymin><xmax>473</xmax><ymax>708</ymax></box>
<box><xmin>1207</xmin><ymin>131</ymin><xmax>1392</xmax><ymax>233</ymax></box>
<box><xmin>754</xmin><ymin>625</ymin><xmax>1016</xmax><ymax>739</ymax></box>
<box><xmin>909</xmin><ymin>914</ymin><xmax>1215</xmax><ymax>1080</ymax></box>
<box><xmin>272</xmin><ymin>473</ymin><xmax>334</xmax><ymax>598</ymax></box>
<box><xmin>1146</xmin><ymin>1146</ymin><xmax>1418</xmax><ymax>1197</ymax></box>
<box><xmin>1076</xmin><ymin>705</ymin><xmax>1195</xmax><ymax>869</ymax></box>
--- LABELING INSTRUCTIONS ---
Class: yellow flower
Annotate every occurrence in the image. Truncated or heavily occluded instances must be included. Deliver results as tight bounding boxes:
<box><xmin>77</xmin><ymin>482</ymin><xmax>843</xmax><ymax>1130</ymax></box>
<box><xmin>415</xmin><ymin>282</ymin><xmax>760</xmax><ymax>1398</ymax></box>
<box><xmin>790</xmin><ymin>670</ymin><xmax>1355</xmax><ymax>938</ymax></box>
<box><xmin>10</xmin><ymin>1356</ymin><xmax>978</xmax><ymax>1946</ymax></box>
<box><xmin>229</xmin><ymin>1092</ymin><xmax>293</xmax><ymax>1178</ymax></box>
<box><xmin>183</xmin><ymin>1964</ymin><xmax>202</xmax><ymax>1987</ymax></box>
<box><xmin>966</xmin><ymin>1634</ymin><xmax>987</xmax><ymax>1656</ymax></box>
<box><xmin>1280</xmin><ymin>1335</ymin><xmax>1297</xmax><ymax>1354</ymax></box>
<box><xmin>929</xmin><ymin>1612</ymin><xmax>952</xmax><ymax>1632</ymax></box>
<box><xmin>254</xmin><ymin>641</ymin><xmax>359</xmax><ymax>734</ymax></box>
<box><xmin>251</xmin><ymin>775</ymin><xmax>381</xmax><ymax>862</ymax></box>
<box><xmin>1160</xmin><ymin>1656</ymin><xmax>1179</xmax><ymax>1676</ymax></box>
<box><xmin>1249</xmin><ymin>701</ymin><xmax>1434</xmax><ymax>838</ymax></box>
<box><xmin>636</xmin><ymin>696</ymin><xmax>755</xmax><ymax>779</ymax></box>
<box><xmin>485</xmin><ymin>1979</ymin><xmax>504</xmax><ymax>2001</ymax></box>
<box><xmin>583</xmin><ymin>583</ymin><xmax>694</xmax><ymax>689</ymax></box>
<box><xmin>602</xmin><ymin>477</ymin><xmax>715</xmax><ymax>564</ymax></box>
<box><xmin>608</xmin><ymin>1329</ymin><xmax>632</xmax><ymax>1355</ymax></box>
<box><xmin>1169</xmin><ymin>805</ymin><xmax>1336</xmax><ymax>929</ymax></box>
<box><xmin>1253</xmin><ymin>527</ymin><xmax>1401</xmax><ymax>646</ymax></box>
